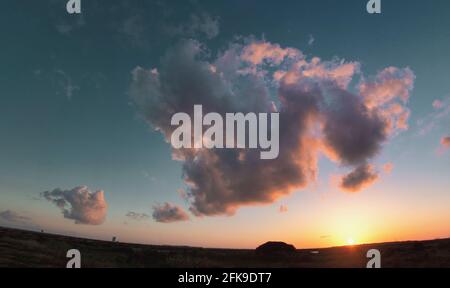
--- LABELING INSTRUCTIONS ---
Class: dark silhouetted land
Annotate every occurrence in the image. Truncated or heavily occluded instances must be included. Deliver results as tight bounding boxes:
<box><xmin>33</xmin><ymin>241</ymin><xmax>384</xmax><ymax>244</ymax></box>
<box><xmin>0</xmin><ymin>226</ymin><xmax>449</xmax><ymax>268</ymax></box>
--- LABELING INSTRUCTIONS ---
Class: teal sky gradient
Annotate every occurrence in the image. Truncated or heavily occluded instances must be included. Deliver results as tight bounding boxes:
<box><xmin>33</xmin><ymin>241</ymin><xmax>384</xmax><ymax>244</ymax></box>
<box><xmin>0</xmin><ymin>0</ymin><xmax>449</xmax><ymax>248</ymax></box>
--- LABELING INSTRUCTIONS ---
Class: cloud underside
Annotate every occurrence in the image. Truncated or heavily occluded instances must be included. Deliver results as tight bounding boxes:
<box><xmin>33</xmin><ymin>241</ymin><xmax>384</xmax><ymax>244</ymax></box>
<box><xmin>130</xmin><ymin>38</ymin><xmax>415</xmax><ymax>217</ymax></box>
<box><xmin>42</xmin><ymin>186</ymin><xmax>107</xmax><ymax>225</ymax></box>
<box><xmin>340</xmin><ymin>164</ymin><xmax>379</xmax><ymax>192</ymax></box>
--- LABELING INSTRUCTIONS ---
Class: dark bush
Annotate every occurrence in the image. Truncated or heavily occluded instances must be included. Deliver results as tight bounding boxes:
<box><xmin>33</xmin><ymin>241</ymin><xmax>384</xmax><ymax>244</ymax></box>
<box><xmin>255</xmin><ymin>241</ymin><xmax>296</xmax><ymax>257</ymax></box>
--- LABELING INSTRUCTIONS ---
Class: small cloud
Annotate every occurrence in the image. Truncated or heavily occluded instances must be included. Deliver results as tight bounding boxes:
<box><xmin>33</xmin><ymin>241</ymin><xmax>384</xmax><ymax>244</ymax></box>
<box><xmin>42</xmin><ymin>186</ymin><xmax>108</xmax><ymax>225</ymax></box>
<box><xmin>441</xmin><ymin>136</ymin><xmax>450</xmax><ymax>149</ymax></box>
<box><xmin>279</xmin><ymin>205</ymin><xmax>288</xmax><ymax>213</ymax></box>
<box><xmin>433</xmin><ymin>99</ymin><xmax>444</xmax><ymax>110</ymax></box>
<box><xmin>119</xmin><ymin>15</ymin><xmax>146</xmax><ymax>46</ymax></box>
<box><xmin>308</xmin><ymin>34</ymin><xmax>315</xmax><ymax>46</ymax></box>
<box><xmin>164</xmin><ymin>12</ymin><xmax>219</xmax><ymax>39</ymax></box>
<box><xmin>56</xmin><ymin>24</ymin><xmax>73</xmax><ymax>35</ymax></box>
<box><xmin>33</xmin><ymin>69</ymin><xmax>80</xmax><ymax>100</ymax></box>
<box><xmin>187</xmin><ymin>13</ymin><xmax>219</xmax><ymax>39</ymax></box>
<box><xmin>0</xmin><ymin>210</ymin><xmax>30</xmax><ymax>223</ymax></box>
<box><xmin>417</xmin><ymin>97</ymin><xmax>450</xmax><ymax>136</ymax></box>
<box><xmin>152</xmin><ymin>203</ymin><xmax>189</xmax><ymax>223</ymax></box>
<box><xmin>81</xmin><ymin>71</ymin><xmax>107</xmax><ymax>90</ymax></box>
<box><xmin>126</xmin><ymin>211</ymin><xmax>150</xmax><ymax>221</ymax></box>
<box><xmin>56</xmin><ymin>15</ymin><xmax>85</xmax><ymax>35</ymax></box>
<box><xmin>383</xmin><ymin>162</ymin><xmax>394</xmax><ymax>174</ymax></box>
<box><xmin>55</xmin><ymin>70</ymin><xmax>79</xmax><ymax>100</ymax></box>
<box><xmin>142</xmin><ymin>171</ymin><xmax>157</xmax><ymax>182</ymax></box>
<box><xmin>0</xmin><ymin>210</ymin><xmax>39</xmax><ymax>231</ymax></box>
<box><xmin>340</xmin><ymin>164</ymin><xmax>379</xmax><ymax>192</ymax></box>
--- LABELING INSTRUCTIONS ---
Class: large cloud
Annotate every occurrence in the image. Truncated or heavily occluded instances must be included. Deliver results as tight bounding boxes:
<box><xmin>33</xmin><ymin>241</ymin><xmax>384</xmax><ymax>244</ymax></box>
<box><xmin>130</xmin><ymin>39</ymin><xmax>414</xmax><ymax>216</ymax></box>
<box><xmin>152</xmin><ymin>203</ymin><xmax>190</xmax><ymax>223</ymax></box>
<box><xmin>42</xmin><ymin>186</ymin><xmax>107</xmax><ymax>225</ymax></box>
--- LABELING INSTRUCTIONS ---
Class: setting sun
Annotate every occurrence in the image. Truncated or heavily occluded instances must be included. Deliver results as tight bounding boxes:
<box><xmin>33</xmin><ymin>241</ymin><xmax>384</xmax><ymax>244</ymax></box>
<box><xmin>347</xmin><ymin>238</ymin><xmax>355</xmax><ymax>246</ymax></box>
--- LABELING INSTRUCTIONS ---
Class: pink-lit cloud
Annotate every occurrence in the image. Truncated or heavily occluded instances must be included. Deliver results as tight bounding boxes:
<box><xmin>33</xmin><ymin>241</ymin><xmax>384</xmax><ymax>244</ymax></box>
<box><xmin>417</xmin><ymin>97</ymin><xmax>450</xmax><ymax>136</ymax></box>
<box><xmin>130</xmin><ymin>39</ymin><xmax>415</xmax><ymax>216</ymax></box>
<box><xmin>433</xmin><ymin>99</ymin><xmax>444</xmax><ymax>109</ymax></box>
<box><xmin>359</xmin><ymin>67</ymin><xmax>415</xmax><ymax>133</ymax></box>
<box><xmin>0</xmin><ymin>210</ymin><xmax>39</xmax><ymax>231</ymax></box>
<box><xmin>241</xmin><ymin>41</ymin><xmax>301</xmax><ymax>65</ymax></box>
<box><xmin>0</xmin><ymin>210</ymin><xmax>31</xmax><ymax>224</ymax></box>
<box><xmin>441</xmin><ymin>136</ymin><xmax>450</xmax><ymax>149</ymax></box>
<box><xmin>152</xmin><ymin>203</ymin><xmax>190</xmax><ymax>223</ymax></box>
<box><xmin>279</xmin><ymin>205</ymin><xmax>288</xmax><ymax>213</ymax></box>
<box><xmin>340</xmin><ymin>164</ymin><xmax>379</xmax><ymax>193</ymax></box>
<box><xmin>42</xmin><ymin>186</ymin><xmax>108</xmax><ymax>225</ymax></box>
<box><xmin>383</xmin><ymin>162</ymin><xmax>394</xmax><ymax>174</ymax></box>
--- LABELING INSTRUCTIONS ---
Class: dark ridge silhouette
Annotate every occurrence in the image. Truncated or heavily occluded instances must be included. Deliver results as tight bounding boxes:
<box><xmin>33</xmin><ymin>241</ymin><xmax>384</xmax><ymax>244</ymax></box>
<box><xmin>1</xmin><ymin>226</ymin><xmax>449</xmax><ymax>268</ymax></box>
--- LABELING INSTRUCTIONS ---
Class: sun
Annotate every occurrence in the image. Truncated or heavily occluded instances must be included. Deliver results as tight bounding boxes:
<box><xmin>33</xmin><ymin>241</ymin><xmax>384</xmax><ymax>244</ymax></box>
<box><xmin>346</xmin><ymin>238</ymin><xmax>355</xmax><ymax>245</ymax></box>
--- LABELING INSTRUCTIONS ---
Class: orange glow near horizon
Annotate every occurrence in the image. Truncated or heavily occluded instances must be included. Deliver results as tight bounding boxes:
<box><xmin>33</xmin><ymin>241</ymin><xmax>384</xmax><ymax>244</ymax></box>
<box><xmin>6</xmin><ymin>182</ymin><xmax>449</xmax><ymax>250</ymax></box>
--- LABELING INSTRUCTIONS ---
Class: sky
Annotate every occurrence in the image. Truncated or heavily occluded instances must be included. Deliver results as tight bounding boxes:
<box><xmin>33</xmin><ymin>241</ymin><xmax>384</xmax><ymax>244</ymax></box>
<box><xmin>0</xmin><ymin>0</ymin><xmax>449</xmax><ymax>249</ymax></box>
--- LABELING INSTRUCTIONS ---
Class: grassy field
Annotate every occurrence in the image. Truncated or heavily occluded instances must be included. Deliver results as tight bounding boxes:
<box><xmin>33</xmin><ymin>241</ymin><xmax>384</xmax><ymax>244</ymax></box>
<box><xmin>0</xmin><ymin>226</ymin><xmax>449</xmax><ymax>268</ymax></box>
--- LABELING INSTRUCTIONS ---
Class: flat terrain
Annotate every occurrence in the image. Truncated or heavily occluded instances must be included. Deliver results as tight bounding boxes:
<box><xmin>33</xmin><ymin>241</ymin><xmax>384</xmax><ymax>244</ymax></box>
<box><xmin>0</xmin><ymin>226</ymin><xmax>449</xmax><ymax>268</ymax></box>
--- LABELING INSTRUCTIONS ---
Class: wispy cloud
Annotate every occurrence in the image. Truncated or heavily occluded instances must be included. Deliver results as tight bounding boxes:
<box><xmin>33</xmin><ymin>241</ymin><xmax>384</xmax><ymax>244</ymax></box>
<box><xmin>55</xmin><ymin>70</ymin><xmax>79</xmax><ymax>100</ymax></box>
<box><xmin>0</xmin><ymin>210</ymin><xmax>39</xmax><ymax>231</ymax></box>
<box><xmin>164</xmin><ymin>12</ymin><xmax>219</xmax><ymax>39</ymax></box>
<box><xmin>433</xmin><ymin>99</ymin><xmax>444</xmax><ymax>109</ymax></box>
<box><xmin>383</xmin><ymin>162</ymin><xmax>394</xmax><ymax>174</ymax></box>
<box><xmin>279</xmin><ymin>205</ymin><xmax>288</xmax><ymax>213</ymax></box>
<box><xmin>126</xmin><ymin>211</ymin><xmax>150</xmax><ymax>221</ymax></box>
<box><xmin>417</xmin><ymin>97</ymin><xmax>450</xmax><ymax>136</ymax></box>
<box><xmin>56</xmin><ymin>15</ymin><xmax>85</xmax><ymax>35</ymax></box>
<box><xmin>0</xmin><ymin>210</ymin><xmax>31</xmax><ymax>223</ymax></box>
<box><xmin>119</xmin><ymin>15</ymin><xmax>146</xmax><ymax>46</ymax></box>
<box><xmin>308</xmin><ymin>34</ymin><xmax>315</xmax><ymax>46</ymax></box>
